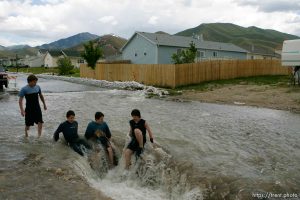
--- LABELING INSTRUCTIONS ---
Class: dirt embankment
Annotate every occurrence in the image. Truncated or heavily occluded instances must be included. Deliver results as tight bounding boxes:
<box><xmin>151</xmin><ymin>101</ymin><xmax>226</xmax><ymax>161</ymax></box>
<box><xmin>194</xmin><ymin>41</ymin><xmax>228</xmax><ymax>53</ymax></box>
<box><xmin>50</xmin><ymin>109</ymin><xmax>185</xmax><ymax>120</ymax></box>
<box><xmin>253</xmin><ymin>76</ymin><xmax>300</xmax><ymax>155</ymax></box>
<box><xmin>0</xmin><ymin>153</ymin><xmax>112</xmax><ymax>200</ymax></box>
<box><xmin>171</xmin><ymin>84</ymin><xmax>300</xmax><ymax>113</ymax></box>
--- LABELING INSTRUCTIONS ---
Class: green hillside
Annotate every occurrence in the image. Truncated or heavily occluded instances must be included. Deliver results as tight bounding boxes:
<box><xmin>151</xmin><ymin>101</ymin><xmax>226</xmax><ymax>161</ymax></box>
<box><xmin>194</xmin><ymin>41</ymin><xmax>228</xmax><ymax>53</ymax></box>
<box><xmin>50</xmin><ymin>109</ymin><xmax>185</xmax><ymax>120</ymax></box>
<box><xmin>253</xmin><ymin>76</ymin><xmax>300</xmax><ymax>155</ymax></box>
<box><xmin>175</xmin><ymin>23</ymin><xmax>300</xmax><ymax>54</ymax></box>
<box><xmin>0</xmin><ymin>47</ymin><xmax>38</xmax><ymax>58</ymax></box>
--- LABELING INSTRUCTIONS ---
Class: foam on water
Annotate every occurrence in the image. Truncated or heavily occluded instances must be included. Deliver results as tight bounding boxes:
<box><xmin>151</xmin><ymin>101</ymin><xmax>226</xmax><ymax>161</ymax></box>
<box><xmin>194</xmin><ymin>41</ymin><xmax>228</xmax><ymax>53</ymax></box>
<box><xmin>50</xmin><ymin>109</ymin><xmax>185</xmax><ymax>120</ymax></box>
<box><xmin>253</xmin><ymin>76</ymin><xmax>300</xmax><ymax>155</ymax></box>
<box><xmin>72</xmin><ymin>141</ymin><xmax>204</xmax><ymax>200</ymax></box>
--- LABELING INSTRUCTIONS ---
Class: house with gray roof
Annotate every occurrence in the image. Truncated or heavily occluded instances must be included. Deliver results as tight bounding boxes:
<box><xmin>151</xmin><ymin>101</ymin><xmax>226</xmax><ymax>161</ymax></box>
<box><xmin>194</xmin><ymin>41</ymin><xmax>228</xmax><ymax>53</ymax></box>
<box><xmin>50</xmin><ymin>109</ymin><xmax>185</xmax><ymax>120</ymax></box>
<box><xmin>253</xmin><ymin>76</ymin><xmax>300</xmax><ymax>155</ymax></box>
<box><xmin>22</xmin><ymin>49</ymin><xmax>84</xmax><ymax>68</ymax></box>
<box><xmin>121</xmin><ymin>32</ymin><xmax>248</xmax><ymax>64</ymax></box>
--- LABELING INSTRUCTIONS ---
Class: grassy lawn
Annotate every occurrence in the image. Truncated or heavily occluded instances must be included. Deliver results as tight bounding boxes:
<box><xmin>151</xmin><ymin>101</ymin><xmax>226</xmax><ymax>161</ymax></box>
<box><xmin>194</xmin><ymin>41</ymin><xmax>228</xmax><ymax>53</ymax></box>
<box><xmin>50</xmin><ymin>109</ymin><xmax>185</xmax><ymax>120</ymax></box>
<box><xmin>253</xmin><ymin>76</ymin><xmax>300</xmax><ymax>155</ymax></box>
<box><xmin>8</xmin><ymin>67</ymin><xmax>59</xmax><ymax>74</ymax></box>
<box><xmin>8</xmin><ymin>67</ymin><xmax>80</xmax><ymax>77</ymax></box>
<box><xmin>168</xmin><ymin>75</ymin><xmax>290</xmax><ymax>94</ymax></box>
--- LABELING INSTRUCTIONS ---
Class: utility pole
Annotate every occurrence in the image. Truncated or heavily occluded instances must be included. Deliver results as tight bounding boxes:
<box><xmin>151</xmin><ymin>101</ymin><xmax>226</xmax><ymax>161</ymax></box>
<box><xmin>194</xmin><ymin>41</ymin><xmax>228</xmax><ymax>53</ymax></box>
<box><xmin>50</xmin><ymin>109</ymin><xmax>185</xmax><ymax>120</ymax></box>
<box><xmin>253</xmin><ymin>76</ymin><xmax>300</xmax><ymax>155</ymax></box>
<box><xmin>16</xmin><ymin>54</ymin><xmax>19</xmax><ymax>72</ymax></box>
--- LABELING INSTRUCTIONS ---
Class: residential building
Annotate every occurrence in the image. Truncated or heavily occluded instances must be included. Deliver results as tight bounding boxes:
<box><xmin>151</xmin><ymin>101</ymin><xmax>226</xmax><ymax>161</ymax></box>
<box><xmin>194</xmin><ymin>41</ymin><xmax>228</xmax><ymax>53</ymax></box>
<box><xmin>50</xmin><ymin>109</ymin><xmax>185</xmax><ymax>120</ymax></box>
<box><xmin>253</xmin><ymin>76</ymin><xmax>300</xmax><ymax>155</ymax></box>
<box><xmin>121</xmin><ymin>32</ymin><xmax>248</xmax><ymax>64</ymax></box>
<box><xmin>246</xmin><ymin>45</ymin><xmax>280</xmax><ymax>60</ymax></box>
<box><xmin>21</xmin><ymin>50</ymin><xmax>83</xmax><ymax>68</ymax></box>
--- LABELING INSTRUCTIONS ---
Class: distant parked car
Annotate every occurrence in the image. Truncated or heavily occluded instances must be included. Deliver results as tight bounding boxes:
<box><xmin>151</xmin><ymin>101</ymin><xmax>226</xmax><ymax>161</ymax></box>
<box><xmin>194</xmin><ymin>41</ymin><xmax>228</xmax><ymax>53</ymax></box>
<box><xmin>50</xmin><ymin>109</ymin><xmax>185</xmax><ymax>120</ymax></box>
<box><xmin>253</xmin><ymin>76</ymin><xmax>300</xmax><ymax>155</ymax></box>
<box><xmin>0</xmin><ymin>67</ymin><xmax>9</xmax><ymax>89</ymax></box>
<box><xmin>17</xmin><ymin>64</ymin><xmax>29</xmax><ymax>68</ymax></box>
<box><xmin>21</xmin><ymin>64</ymin><xmax>29</xmax><ymax>68</ymax></box>
<box><xmin>8</xmin><ymin>64</ymin><xmax>29</xmax><ymax>69</ymax></box>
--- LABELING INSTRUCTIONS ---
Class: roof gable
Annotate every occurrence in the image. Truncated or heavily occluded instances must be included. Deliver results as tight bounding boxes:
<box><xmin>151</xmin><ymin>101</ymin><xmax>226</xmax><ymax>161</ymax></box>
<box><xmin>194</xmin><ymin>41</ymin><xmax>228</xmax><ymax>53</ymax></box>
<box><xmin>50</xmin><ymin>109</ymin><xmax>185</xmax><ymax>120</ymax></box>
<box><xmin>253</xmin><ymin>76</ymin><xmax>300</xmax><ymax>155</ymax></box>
<box><xmin>48</xmin><ymin>50</ymin><xmax>64</xmax><ymax>57</ymax></box>
<box><xmin>63</xmin><ymin>50</ymin><xmax>82</xmax><ymax>57</ymax></box>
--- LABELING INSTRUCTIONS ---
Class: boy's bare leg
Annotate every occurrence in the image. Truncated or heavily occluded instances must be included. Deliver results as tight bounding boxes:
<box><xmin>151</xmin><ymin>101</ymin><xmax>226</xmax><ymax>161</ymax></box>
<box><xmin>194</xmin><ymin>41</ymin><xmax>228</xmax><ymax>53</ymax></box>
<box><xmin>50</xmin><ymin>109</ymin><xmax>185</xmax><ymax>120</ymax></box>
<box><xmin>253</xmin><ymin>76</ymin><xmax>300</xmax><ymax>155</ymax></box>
<box><xmin>25</xmin><ymin>126</ymin><xmax>30</xmax><ymax>137</ymax></box>
<box><xmin>107</xmin><ymin>146</ymin><xmax>114</xmax><ymax>168</ymax></box>
<box><xmin>124</xmin><ymin>149</ymin><xmax>133</xmax><ymax>169</ymax></box>
<box><xmin>37</xmin><ymin>122</ymin><xmax>43</xmax><ymax>137</ymax></box>
<box><xmin>134</xmin><ymin>129</ymin><xmax>143</xmax><ymax>148</ymax></box>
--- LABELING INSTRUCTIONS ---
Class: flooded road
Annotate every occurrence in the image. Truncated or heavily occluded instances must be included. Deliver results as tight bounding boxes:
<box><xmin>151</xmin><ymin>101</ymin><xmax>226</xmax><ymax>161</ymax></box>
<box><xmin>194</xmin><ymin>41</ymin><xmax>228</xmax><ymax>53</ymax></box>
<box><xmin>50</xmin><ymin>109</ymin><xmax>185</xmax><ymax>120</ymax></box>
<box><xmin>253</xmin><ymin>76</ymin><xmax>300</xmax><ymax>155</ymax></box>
<box><xmin>1</xmin><ymin>74</ymin><xmax>300</xmax><ymax>199</ymax></box>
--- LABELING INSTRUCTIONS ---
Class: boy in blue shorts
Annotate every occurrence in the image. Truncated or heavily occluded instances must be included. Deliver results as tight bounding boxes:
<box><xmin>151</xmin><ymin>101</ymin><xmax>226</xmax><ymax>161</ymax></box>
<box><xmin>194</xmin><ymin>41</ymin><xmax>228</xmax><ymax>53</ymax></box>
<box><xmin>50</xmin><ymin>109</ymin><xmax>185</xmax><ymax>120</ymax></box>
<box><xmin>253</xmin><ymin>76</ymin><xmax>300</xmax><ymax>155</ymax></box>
<box><xmin>124</xmin><ymin>109</ymin><xmax>154</xmax><ymax>169</ymax></box>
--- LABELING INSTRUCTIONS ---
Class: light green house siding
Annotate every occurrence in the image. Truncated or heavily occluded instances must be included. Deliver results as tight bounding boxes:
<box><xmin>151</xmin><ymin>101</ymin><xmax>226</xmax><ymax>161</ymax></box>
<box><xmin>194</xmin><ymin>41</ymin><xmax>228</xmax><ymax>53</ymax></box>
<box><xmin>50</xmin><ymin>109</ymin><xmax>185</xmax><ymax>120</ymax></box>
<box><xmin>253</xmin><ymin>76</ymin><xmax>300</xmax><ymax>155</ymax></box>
<box><xmin>122</xmin><ymin>34</ymin><xmax>157</xmax><ymax>64</ymax></box>
<box><xmin>122</xmin><ymin>32</ymin><xmax>248</xmax><ymax>64</ymax></box>
<box><xmin>157</xmin><ymin>46</ymin><xmax>247</xmax><ymax>64</ymax></box>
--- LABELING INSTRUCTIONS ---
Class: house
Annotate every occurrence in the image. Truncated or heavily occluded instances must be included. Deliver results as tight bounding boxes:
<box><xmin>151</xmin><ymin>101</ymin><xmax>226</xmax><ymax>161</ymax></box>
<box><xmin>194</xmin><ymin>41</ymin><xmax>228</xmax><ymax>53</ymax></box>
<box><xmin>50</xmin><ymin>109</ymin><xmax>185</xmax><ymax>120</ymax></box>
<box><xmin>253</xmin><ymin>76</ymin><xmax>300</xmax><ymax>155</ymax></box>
<box><xmin>0</xmin><ymin>57</ymin><xmax>13</xmax><ymax>67</ymax></box>
<box><xmin>22</xmin><ymin>50</ymin><xmax>83</xmax><ymax>68</ymax></box>
<box><xmin>246</xmin><ymin>45</ymin><xmax>280</xmax><ymax>60</ymax></box>
<box><xmin>22</xmin><ymin>54</ymin><xmax>45</xmax><ymax>67</ymax></box>
<box><xmin>21</xmin><ymin>50</ymin><xmax>63</xmax><ymax>68</ymax></box>
<box><xmin>121</xmin><ymin>32</ymin><xmax>248</xmax><ymax>64</ymax></box>
<box><xmin>63</xmin><ymin>50</ymin><xmax>85</xmax><ymax>68</ymax></box>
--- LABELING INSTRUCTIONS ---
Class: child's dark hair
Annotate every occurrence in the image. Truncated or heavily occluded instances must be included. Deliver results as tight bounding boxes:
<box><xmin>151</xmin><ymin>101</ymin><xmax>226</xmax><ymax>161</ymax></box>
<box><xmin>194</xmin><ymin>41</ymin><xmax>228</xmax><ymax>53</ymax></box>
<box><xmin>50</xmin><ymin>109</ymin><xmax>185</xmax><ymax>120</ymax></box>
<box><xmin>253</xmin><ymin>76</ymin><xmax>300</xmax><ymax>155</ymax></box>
<box><xmin>95</xmin><ymin>112</ymin><xmax>104</xmax><ymax>120</ymax></box>
<box><xmin>131</xmin><ymin>109</ymin><xmax>141</xmax><ymax>117</ymax></box>
<box><xmin>66</xmin><ymin>110</ymin><xmax>75</xmax><ymax>118</ymax></box>
<box><xmin>27</xmin><ymin>74</ymin><xmax>38</xmax><ymax>83</ymax></box>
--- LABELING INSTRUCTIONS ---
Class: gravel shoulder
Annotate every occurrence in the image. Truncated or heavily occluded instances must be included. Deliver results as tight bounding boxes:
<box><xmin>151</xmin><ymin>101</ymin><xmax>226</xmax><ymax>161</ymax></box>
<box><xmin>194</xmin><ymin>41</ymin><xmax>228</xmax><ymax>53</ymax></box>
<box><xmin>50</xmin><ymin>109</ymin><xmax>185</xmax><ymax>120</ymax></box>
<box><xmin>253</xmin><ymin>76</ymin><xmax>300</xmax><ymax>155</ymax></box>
<box><xmin>171</xmin><ymin>84</ymin><xmax>300</xmax><ymax>113</ymax></box>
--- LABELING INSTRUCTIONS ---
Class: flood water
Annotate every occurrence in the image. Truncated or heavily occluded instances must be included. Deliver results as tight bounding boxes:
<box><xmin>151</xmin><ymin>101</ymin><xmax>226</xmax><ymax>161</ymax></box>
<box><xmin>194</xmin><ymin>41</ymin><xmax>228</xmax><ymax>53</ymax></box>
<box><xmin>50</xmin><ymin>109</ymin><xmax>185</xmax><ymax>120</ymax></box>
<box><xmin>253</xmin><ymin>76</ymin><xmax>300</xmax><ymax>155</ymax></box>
<box><xmin>1</xmin><ymin>74</ymin><xmax>300</xmax><ymax>200</ymax></box>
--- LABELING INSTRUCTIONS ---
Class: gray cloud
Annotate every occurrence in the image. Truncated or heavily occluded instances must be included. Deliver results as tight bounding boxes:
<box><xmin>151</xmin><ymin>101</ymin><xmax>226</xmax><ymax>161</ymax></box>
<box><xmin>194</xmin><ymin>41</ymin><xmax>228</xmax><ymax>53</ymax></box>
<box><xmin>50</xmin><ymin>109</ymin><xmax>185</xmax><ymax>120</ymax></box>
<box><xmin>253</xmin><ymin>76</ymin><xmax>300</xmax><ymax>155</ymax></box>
<box><xmin>183</xmin><ymin>0</ymin><xmax>192</xmax><ymax>7</ymax></box>
<box><xmin>235</xmin><ymin>0</ymin><xmax>300</xmax><ymax>12</ymax></box>
<box><xmin>1</xmin><ymin>0</ymin><xmax>300</xmax><ymax>46</ymax></box>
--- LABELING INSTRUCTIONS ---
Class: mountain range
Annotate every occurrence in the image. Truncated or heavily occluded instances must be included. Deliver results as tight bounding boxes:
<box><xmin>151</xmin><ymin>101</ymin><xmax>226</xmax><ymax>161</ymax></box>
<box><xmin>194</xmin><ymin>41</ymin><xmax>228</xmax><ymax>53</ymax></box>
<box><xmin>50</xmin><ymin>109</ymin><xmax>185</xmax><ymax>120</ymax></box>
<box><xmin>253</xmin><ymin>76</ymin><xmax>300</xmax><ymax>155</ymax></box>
<box><xmin>0</xmin><ymin>32</ymin><xmax>127</xmax><ymax>58</ymax></box>
<box><xmin>175</xmin><ymin>23</ymin><xmax>299</xmax><ymax>54</ymax></box>
<box><xmin>38</xmin><ymin>32</ymin><xmax>99</xmax><ymax>50</ymax></box>
<box><xmin>0</xmin><ymin>45</ymin><xmax>5</xmax><ymax>51</ymax></box>
<box><xmin>68</xmin><ymin>34</ymin><xmax>127</xmax><ymax>58</ymax></box>
<box><xmin>1</xmin><ymin>23</ymin><xmax>299</xmax><ymax>58</ymax></box>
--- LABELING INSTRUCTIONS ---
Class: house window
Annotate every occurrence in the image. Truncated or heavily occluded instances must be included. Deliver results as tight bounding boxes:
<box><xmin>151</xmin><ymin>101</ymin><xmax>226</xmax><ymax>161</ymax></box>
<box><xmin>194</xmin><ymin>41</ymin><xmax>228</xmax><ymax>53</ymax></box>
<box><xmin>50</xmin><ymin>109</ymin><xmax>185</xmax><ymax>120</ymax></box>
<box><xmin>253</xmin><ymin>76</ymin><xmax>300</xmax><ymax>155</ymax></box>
<box><xmin>213</xmin><ymin>51</ymin><xmax>218</xmax><ymax>57</ymax></box>
<box><xmin>144</xmin><ymin>52</ymin><xmax>147</xmax><ymax>56</ymax></box>
<box><xmin>251</xmin><ymin>55</ymin><xmax>254</xmax><ymax>60</ymax></box>
<box><xmin>134</xmin><ymin>53</ymin><xmax>138</xmax><ymax>57</ymax></box>
<box><xmin>197</xmin><ymin>51</ymin><xmax>205</xmax><ymax>58</ymax></box>
<box><xmin>177</xmin><ymin>49</ymin><xmax>182</xmax><ymax>55</ymax></box>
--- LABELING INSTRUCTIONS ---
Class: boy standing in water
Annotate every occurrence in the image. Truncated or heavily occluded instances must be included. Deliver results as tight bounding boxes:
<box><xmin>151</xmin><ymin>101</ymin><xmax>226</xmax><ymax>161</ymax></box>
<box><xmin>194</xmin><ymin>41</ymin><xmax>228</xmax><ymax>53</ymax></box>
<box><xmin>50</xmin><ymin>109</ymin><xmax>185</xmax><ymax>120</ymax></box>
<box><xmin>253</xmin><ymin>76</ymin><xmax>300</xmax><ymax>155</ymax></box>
<box><xmin>19</xmin><ymin>74</ymin><xmax>47</xmax><ymax>137</ymax></box>
<box><xmin>85</xmin><ymin>112</ymin><xmax>115</xmax><ymax>167</ymax></box>
<box><xmin>54</xmin><ymin>110</ymin><xmax>90</xmax><ymax>156</ymax></box>
<box><xmin>124</xmin><ymin>109</ymin><xmax>154</xmax><ymax>169</ymax></box>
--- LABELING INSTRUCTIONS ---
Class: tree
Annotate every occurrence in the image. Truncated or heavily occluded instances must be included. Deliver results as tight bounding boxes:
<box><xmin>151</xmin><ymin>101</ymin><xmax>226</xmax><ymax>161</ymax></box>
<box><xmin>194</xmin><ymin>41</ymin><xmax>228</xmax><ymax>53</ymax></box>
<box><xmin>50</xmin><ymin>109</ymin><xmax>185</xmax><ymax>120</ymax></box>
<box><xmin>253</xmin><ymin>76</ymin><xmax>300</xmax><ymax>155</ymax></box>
<box><xmin>171</xmin><ymin>42</ymin><xmax>197</xmax><ymax>64</ymax></box>
<box><xmin>81</xmin><ymin>41</ymin><xmax>103</xmax><ymax>70</ymax></box>
<box><xmin>57</xmin><ymin>57</ymin><xmax>74</xmax><ymax>75</ymax></box>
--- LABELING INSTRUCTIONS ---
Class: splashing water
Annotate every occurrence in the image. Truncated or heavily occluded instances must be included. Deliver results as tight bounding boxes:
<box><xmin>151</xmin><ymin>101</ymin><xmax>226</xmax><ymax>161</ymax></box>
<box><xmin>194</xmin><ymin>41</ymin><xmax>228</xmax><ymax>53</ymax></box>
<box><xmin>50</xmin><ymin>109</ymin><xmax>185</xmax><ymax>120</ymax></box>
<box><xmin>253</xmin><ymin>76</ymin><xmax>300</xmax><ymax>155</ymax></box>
<box><xmin>73</xmin><ymin>140</ymin><xmax>204</xmax><ymax>200</ymax></box>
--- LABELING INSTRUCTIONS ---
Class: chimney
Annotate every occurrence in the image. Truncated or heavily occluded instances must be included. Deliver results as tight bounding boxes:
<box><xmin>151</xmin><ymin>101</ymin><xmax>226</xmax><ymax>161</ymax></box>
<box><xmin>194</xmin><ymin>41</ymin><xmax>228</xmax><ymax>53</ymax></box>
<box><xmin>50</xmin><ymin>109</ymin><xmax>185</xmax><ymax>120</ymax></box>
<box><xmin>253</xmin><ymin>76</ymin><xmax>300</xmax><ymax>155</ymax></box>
<box><xmin>193</xmin><ymin>34</ymin><xmax>204</xmax><ymax>41</ymax></box>
<box><xmin>199</xmin><ymin>34</ymin><xmax>203</xmax><ymax>41</ymax></box>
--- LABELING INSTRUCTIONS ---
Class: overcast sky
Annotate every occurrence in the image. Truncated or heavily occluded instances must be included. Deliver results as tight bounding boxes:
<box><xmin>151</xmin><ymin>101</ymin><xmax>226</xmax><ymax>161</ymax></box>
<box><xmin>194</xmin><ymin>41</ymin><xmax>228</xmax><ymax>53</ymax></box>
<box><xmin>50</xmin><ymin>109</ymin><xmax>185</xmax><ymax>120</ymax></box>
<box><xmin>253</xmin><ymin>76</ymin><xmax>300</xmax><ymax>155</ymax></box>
<box><xmin>0</xmin><ymin>0</ymin><xmax>300</xmax><ymax>46</ymax></box>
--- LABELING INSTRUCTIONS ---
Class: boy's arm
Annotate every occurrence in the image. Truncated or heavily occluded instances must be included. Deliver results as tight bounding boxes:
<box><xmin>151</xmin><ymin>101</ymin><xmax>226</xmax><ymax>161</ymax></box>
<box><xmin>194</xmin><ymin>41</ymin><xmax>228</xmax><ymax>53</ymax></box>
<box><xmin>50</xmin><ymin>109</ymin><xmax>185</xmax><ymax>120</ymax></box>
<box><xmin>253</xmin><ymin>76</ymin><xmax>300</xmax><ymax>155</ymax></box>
<box><xmin>53</xmin><ymin>124</ymin><xmax>63</xmax><ymax>141</ymax></box>
<box><xmin>145</xmin><ymin>122</ymin><xmax>154</xmax><ymax>143</ymax></box>
<box><xmin>128</xmin><ymin>127</ymin><xmax>133</xmax><ymax>137</ymax></box>
<box><xmin>128</xmin><ymin>121</ymin><xmax>133</xmax><ymax>137</ymax></box>
<box><xmin>18</xmin><ymin>97</ymin><xmax>25</xmax><ymax>117</ymax></box>
<box><xmin>84</xmin><ymin>123</ymin><xmax>93</xmax><ymax>139</ymax></box>
<box><xmin>105</xmin><ymin>123</ymin><xmax>112</xmax><ymax>139</ymax></box>
<box><xmin>39</xmin><ymin>93</ymin><xmax>47</xmax><ymax>110</ymax></box>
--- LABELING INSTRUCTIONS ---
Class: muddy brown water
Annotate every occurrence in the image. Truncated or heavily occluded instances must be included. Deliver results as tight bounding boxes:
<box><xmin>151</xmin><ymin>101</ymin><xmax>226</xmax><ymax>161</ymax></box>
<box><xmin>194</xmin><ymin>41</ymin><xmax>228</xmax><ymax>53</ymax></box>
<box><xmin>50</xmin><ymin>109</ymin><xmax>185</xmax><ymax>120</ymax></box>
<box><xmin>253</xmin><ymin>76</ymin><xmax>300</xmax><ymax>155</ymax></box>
<box><xmin>1</xmin><ymin>74</ymin><xmax>300</xmax><ymax>200</ymax></box>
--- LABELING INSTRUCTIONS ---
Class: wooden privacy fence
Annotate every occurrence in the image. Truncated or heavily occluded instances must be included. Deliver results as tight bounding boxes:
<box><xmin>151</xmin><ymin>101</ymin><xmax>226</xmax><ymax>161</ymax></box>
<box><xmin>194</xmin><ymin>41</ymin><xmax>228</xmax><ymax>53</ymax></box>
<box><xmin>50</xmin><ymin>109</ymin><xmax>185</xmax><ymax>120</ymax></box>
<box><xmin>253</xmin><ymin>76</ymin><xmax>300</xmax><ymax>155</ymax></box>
<box><xmin>80</xmin><ymin>60</ymin><xmax>289</xmax><ymax>88</ymax></box>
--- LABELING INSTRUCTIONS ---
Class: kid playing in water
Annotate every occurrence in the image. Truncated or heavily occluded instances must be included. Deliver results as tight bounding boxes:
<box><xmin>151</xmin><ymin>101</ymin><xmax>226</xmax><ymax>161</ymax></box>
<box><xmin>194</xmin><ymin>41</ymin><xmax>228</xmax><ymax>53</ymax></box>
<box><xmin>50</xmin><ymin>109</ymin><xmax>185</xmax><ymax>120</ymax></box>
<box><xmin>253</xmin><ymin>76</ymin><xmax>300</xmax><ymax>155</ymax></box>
<box><xmin>85</xmin><ymin>112</ymin><xmax>116</xmax><ymax>167</ymax></box>
<box><xmin>19</xmin><ymin>74</ymin><xmax>47</xmax><ymax>137</ymax></box>
<box><xmin>124</xmin><ymin>109</ymin><xmax>154</xmax><ymax>169</ymax></box>
<box><xmin>53</xmin><ymin>110</ymin><xmax>90</xmax><ymax>156</ymax></box>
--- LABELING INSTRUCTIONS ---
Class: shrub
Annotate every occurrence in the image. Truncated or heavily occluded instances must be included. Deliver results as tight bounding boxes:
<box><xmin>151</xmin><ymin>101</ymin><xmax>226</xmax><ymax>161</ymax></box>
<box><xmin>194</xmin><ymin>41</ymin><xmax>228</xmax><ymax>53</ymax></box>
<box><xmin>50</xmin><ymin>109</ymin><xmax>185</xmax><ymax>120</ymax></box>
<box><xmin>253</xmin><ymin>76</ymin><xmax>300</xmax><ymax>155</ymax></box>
<box><xmin>57</xmin><ymin>57</ymin><xmax>74</xmax><ymax>75</ymax></box>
